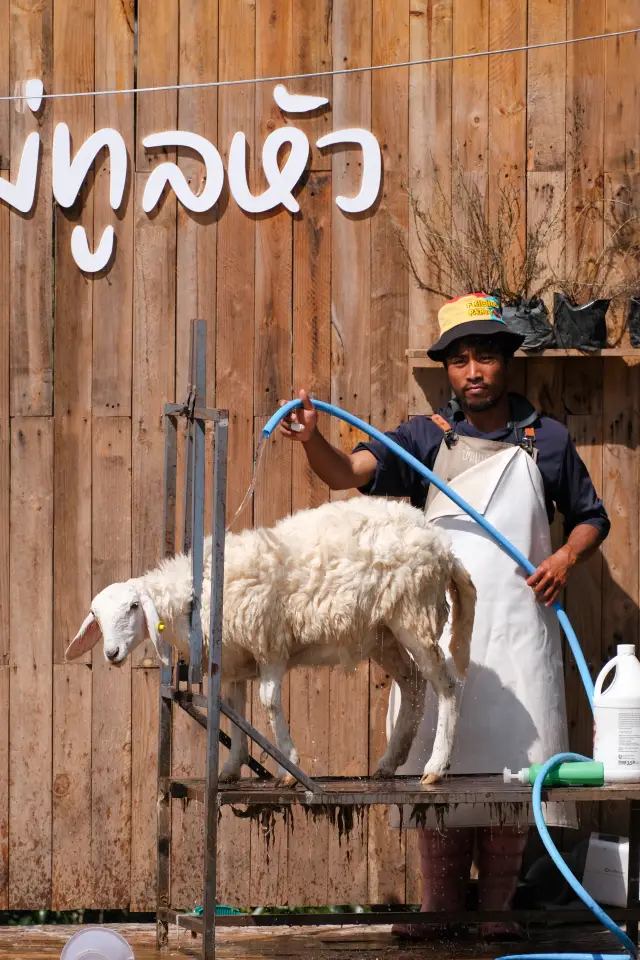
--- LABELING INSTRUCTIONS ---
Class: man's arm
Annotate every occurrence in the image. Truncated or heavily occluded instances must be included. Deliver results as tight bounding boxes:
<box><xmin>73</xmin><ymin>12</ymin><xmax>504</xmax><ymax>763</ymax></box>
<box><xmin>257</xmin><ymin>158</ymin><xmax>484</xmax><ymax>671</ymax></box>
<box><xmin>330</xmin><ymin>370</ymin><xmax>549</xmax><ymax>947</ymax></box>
<box><xmin>279</xmin><ymin>390</ymin><xmax>377</xmax><ymax>490</ymax></box>
<box><xmin>526</xmin><ymin>522</ymin><xmax>604</xmax><ymax>606</ymax></box>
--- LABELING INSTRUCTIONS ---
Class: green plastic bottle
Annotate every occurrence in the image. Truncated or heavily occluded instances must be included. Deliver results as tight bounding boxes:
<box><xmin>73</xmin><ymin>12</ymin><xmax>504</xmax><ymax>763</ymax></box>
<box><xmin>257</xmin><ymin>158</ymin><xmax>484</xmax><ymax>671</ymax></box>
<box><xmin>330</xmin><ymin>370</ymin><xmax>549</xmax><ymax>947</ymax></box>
<box><xmin>503</xmin><ymin>761</ymin><xmax>604</xmax><ymax>787</ymax></box>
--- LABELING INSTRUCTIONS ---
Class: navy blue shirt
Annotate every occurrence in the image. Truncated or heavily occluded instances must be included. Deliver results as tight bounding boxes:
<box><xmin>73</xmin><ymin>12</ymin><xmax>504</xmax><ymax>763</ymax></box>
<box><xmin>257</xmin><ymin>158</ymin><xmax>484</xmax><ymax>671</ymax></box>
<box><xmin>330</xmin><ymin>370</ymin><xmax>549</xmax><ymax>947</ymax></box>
<box><xmin>353</xmin><ymin>393</ymin><xmax>610</xmax><ymax>540</ymax></box>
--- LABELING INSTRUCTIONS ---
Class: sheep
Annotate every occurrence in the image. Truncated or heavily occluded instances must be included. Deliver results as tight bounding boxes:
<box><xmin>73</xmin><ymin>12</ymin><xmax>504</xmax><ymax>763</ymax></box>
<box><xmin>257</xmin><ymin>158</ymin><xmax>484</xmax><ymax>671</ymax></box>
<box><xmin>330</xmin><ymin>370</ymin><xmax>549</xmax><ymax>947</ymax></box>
<box><xmin>65</xmin><ymin>496</ymin><xmax>476</xmax><ymax>785</ymax></box>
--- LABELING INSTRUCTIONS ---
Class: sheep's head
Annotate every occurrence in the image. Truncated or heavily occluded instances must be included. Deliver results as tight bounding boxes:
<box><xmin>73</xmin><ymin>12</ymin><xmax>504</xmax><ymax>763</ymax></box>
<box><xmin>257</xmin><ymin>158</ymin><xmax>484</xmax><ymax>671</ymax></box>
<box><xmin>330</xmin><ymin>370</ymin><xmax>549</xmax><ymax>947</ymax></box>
<box><xmin>65</xmin><ymin>581</ymin><xmax>170</xmax><ymax>666</ymax></box>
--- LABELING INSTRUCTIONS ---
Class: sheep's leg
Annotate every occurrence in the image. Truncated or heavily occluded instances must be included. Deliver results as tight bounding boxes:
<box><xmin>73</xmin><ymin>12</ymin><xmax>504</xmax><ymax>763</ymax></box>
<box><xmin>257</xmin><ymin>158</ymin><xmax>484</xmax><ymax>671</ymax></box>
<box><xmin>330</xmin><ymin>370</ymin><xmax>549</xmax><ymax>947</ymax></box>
<box><xmin>219</xmin><ymin>681</ymin><xmax>249</xmax><ymax>781</ymax></box>
<box><xmin>387</xmin><ymin>618</ymin><xmax>458</xmax><ymax>785</ymax></box>
<box><xmin>370</xmin><ymin>631</ymin><xmax>427</xmax><ymax>779</ymax></box>
<box><xmin>258</xmin><ymin>661</ymin><xmax>299</xmax><ymax>786</ymax></box>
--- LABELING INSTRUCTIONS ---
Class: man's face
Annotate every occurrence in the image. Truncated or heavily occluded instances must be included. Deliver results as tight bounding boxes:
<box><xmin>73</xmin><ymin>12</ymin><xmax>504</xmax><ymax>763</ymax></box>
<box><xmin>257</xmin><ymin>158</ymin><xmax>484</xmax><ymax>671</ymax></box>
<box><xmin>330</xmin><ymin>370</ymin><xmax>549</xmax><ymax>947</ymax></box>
<box><xmin>444</xmin><ymin>338</ymin><xmax>509</xmax><ymax>412</ymax></box>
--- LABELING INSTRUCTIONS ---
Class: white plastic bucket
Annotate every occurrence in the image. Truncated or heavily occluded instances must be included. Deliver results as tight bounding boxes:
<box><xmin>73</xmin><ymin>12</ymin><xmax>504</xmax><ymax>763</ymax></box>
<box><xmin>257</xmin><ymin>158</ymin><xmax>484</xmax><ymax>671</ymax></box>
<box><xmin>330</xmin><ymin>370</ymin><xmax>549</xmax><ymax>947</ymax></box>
<box><xmin>60</xmin><ymin>927</ymin><xmax>135</xmax><ymax>960</ymax></box>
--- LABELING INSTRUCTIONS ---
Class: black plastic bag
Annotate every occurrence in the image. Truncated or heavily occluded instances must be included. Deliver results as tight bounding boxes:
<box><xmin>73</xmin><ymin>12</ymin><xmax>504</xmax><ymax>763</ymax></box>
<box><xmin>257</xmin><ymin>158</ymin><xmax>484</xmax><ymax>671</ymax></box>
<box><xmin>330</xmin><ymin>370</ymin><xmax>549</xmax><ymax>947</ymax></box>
<box><xmin>502</xmin><ymin>297</ymin><xmax>556</xmax><ymax>352</ymax></box>
<box><xmin>553</xmin><ymin>292</ymin><xmax>610</xmax><ymax>351</ymax></box>
<box><xmin>628</xmin><ymin>297</ymin><xmax>640</xmax><ymax>347</ymax></box>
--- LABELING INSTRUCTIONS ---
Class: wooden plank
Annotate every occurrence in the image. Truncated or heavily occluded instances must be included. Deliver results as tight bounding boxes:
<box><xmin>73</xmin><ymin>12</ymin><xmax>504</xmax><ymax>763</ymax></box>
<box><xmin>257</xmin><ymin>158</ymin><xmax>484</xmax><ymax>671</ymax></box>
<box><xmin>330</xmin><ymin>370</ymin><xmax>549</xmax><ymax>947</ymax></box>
<box><xmin>331</xmin><ymin>0</ymin><xmax>372</xmax><ymax>418</ymax></box>
<box><xmin>9</xmin><ymin>418</ymin><xmax>53</xmax><ymax>908</ymax></box>
<box><xmin>130</xmin><ymin>667</ymin><xmax>159</xmax><ymax>911</ymax></box>
<box><xmin>488</xmin><ymin>0</ymin><xmax>526</xmax><ymax>225</ymax></box>
<box><xmin>249</xmin><ymin>418</ymin><xmax>292</xmax><ymax>906</ymax></box>
<box><xmin>565</xmin><ymin>1</ymin><xmax>605</xmax><ymax>302</ymax></box>
<box><xmin>408</xmin><ymin>0</ymin><xmax>453</xmax><ymax>347</ymax></box>
<box><xmin>451</xmin><ymin>0</ymin><xmax>488</xmax><ymax>173</ymax></box>
<box><xmin>215</xmin><ymin>0</ymin><xmax>256</xmax><ymax>906</ymax></box>
<box><xmin>51</xmin><ymin>665</ymin><xmax>92</xmax><ymax>909</ymax></box>
<box><xmin>132</xmin><ymin>171</ymin><xmax>176</xmax><ymax>665</ymax></box>
<box><xmin>0</xmin><ymin>181</ymin><xmax>8</xmax><ymax>665</ymax></box>
<box><xmin>292</xmin><ymin>0</ymin><xmax>332</xmax><ymax>169</ymax></box>
<box><xmin>9</xmin><ymin>0</ymin><xmax>53</xmax><ymax>416</ymax></box>
<box><xmin>0</xmin><ymin>667</ymin><xmax>7</xmax><ymax>908</ymax></box>
<box><xmin>369</xmin><ymin>0</ymin><xmax>410</xmax><ymax>906</ymax></box>
<box><xmin>604</xmin><ymin>0</ymin><xmax>640</xmax><ymax>174</ymax></box>
<box><xmin>527</xmin><ymin>171</ymin><xmax>566</xmax><ymax>313</ymax></box>
<box><xmin>563</xmin><ymin>375</ymin><xmax>601</xmax><ymax>840</ymax></box>
<box><xmin>0</xmin><ymin>0</ymin><xmax>8</xmax><ymax>169</ymax></box>
<box><xmin>287</xmin><ymin>171</ymin><xmax>332</xmax><ymax>906</ymax></box>
<box><xmin>135</xmin><ymin>0</ymin><xmax>178</xmax><ymax>170</ymax></box>
<box><xmin>92</xmin><ymin>0</ymin><xmax>135</xmax><ymax>416</ymax></box>
<box><xmin>601</xmin><ymin>359</ymin><xmax>639</xmax><ymax>835</ymax></box>
<box><xmin>604</xmin><ymin>174</ymin><xmax>640</xmax><ymax>346</ymax></box>
<box><xmin>52</xmin><ymin>0</ymin><xmax>94</xmax><ymax>667</ymax></box>
<box><xmin>170</xmin><ymin>709</ymin><xmax>205</xmax><ymax>911</ymax></box>
<box><xmin>253</xmin><ymin>0</ymin><xmax>293</xmax><ymax>418</ymax></box>
<box><xmin>91</xmin><ymin>419</ymin><xmax>132</xmax><ymax>909</ymax></box>
<box><xmin>175</xmin><ymin>0</ymin><xmax>218</xmax><ymax>406</ymax></box>
<box><xmin>527</xmin><ymin>0</ymin><xmax>566</xmax><ymax>172</ymax></box>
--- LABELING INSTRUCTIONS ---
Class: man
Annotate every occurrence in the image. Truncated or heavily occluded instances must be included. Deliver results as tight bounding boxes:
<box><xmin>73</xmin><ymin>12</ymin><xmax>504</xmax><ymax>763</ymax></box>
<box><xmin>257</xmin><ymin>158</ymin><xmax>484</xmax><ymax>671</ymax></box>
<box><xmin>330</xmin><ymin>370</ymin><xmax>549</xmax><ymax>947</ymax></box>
<box><xmin>279</xmin><ymin>293</ymin><xmax>610</xmax><ymax>940</ymax></box>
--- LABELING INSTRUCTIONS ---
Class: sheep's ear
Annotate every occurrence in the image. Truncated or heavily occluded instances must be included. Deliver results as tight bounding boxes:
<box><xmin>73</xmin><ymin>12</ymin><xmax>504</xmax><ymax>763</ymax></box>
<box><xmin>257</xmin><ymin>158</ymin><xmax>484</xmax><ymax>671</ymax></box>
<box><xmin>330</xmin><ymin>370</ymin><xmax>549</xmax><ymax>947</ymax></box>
<box><xmin>138</xmin><ymin>590</ymin><xmax>170</xmax><ymax>666</ymax></box>
<box><xmin>65</xmin><ymin>612</ymin><xmax>102</xmax><ymax>660</ymax></box>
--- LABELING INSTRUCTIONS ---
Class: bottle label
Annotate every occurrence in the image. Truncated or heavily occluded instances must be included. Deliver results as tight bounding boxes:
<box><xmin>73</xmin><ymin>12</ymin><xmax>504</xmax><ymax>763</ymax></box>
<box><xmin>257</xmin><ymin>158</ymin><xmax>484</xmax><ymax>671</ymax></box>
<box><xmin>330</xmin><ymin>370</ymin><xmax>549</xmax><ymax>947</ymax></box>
<box><xmin>594</xmin><ymin>708</ymin><xmax>640</xmax><ymax>768</ymax></box>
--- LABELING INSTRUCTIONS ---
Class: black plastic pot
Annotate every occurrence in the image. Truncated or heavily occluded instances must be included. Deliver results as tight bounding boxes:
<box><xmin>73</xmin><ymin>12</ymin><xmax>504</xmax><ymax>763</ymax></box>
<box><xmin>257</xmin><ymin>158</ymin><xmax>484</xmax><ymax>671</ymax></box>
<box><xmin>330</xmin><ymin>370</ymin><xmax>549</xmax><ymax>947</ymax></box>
<box><xmin>553</xmin><ymin>292</ymin><xmax>610</xmax><ymax>351</ymax></box>
<box><xmin>502</xmin><ymin>297</ymin><xmax>556</xmax><ymax>352</ymax></box>
<box><xmin>628</xmin><ymin>296</ymin><xmax>640</xmax><ymax>347</ymax></box>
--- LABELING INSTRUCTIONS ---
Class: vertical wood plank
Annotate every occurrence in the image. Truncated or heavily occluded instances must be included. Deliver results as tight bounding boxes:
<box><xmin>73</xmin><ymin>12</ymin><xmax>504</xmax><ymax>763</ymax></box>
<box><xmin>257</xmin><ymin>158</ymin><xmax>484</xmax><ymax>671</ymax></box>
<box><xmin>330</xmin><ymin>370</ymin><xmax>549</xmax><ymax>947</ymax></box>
<box><xmin>130</xmin><ymin>666</ymin><xmax>159</xmax><ymax>910</ymax></box>
<box><xmin>527</xmin><ymin>0</ymin><xmax>566</xmax><ymax>173</ymax></box>
<box><xmin>331</xmin><ymin>0</ymin><xmax>372</xmax><ymax>417</ymax></box>
<box><xmin>9</xmin><ymin>418</ymin><xmax>53</xmax><ymax>907</ymax></box>
<box><xmin>452</xmin><ymin>0</ymin><xmax>488</xmax><ymax>173</ymax></box>
<box><xmin>0</xmin><ymin>667</ymin><xmax>8</xmax><ymax>908</ymax></box>
<box><xmin>176</xmin><ymin>0</ymin><xmax>218</xmax><ymax>405</ymax></box>
<box><xmin>135</xmin><ymin>0</ymin><xmax>178</xmax><ymax>170</ymax></box>
<box><xmin>249</xmin><ymin>419</ymin><xmax>292</xmax><ymax>906</ymax></box>
<box><xmin>601</xmin><ymin>359</ymin><xmax>639</xmax><ymax>834</ymax></box>
<box><xmin>9</xmin><ymin>0</ymin><xmax>53</xmax><ymax>416</ymax></box>
<box><xmin>408</xmin><ymin>0</ymin><xmax>452</xmax><ymax>347</ymax></box>
<box><xmin>91</xmin><ymin>419</ymin><xmax>132</xmax><ymax>908</ymax></box>
<box><xmin>564</xmin><ymin>360</ymin><xmax>603</xmax><ymax>838</ymax></box>
<box><xmin>0</xmin><ymin>180</ymin><xmax>9</xmax><ymax>666</ymax></box>
<box><xmin>292</xmin><ymin>0</ymin><xmax>332</xmax><ymax>168</ymax></box>
<box><xmin>52</xmin><ymin>0</ymin><xmax>94</xmax><ymax>667</ymax></box>
<box><xmin>52</xmin><ymin>665</ymin><xmax>92</xmax><ymax>909</ymax></box>
<box><xmin>254</xmin><ymin>0</ymin><xmax>293</xmax><ymax>418</ymax></box>
<box><xmin>488</xmin><ymin>0</ymin><xmax>526</xmax><ymax>255</ymax></box>
<box><xmin>0</xmin><ymin>0</ymin><xmax>7</xmax><ymax>170</ymax></box>
<box><xmin>92</xmin><ymin>0</ymin><xmax>135</xmax><ymax>416</ymax></box>
<box><xmin>368</xmin><ymin>0</ymin><xmax>409</xmax><ymax>907</ymax></box>
<box><xmin>214</xmin><ymin>0</ymin><xmax>256</xmax><ymax>906</ymax></box>
<box><xmin>132</xmin><ymin>171</ymin><xmax>176</xmax><ymax>664</ymax></box>
<box><xmin>287</xmin><ymin>173</ymin><xmax>332</xmax><ymax>905</ymax></box>
<box><xmin>604</xmin><ymin>0</ymin><xmax>640</xmax><ymax>174</ymax></box>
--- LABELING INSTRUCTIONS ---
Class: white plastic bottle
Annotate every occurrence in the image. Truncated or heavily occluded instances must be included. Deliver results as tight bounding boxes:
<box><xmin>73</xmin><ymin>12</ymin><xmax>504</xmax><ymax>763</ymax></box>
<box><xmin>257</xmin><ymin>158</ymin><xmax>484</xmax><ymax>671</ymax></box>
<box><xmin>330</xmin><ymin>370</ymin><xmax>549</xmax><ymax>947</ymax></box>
<box><xmin>593</xmin><ymin>644</ymin><xmax>640</xmax><ymax>782</ymax></box>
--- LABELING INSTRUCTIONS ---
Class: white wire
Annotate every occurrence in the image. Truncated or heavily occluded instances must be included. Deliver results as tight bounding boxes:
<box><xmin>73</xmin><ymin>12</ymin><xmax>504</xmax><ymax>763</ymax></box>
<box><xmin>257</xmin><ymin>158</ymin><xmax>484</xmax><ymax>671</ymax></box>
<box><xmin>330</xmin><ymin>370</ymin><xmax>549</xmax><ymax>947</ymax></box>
<box><xmin>1</xmin><ymin>26</ymin><xmax>638</xmax><ymax>104</ymax></box>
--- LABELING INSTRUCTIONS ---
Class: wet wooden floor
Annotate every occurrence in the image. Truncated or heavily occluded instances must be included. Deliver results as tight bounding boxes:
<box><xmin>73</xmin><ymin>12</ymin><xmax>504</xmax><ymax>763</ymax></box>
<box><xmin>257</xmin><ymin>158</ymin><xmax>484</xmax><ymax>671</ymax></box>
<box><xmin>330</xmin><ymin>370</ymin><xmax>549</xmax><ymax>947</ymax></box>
<box><xmin>0</xmin><ymin>921</ymin><xmax>629</xmax><ymax>960</ymax></box>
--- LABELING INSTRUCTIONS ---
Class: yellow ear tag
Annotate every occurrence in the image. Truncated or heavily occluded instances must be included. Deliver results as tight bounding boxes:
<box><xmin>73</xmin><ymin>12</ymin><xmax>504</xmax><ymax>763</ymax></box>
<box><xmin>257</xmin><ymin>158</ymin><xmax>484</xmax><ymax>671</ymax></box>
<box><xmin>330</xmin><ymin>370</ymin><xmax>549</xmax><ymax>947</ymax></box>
<box><xmin>157</xmin><ymin>621</ymin><xmax>165</xmax><ymax>633</ymax></box>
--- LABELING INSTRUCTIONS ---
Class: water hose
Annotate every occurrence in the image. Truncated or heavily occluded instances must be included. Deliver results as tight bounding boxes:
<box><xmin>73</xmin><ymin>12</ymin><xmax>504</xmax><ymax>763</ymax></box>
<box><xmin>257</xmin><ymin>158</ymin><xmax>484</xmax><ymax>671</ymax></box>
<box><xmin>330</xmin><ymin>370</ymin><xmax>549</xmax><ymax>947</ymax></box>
<box><xmin>263</xmin><ymin>398</ymin><xmax>635</xmax><ymax>959</ymax></box>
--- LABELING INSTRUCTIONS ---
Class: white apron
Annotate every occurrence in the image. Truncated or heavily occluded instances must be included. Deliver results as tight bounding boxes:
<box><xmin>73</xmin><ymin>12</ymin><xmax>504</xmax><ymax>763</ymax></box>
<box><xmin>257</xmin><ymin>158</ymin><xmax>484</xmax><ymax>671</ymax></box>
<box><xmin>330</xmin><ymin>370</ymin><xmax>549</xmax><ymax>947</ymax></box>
<box><xmin>387</xmin><ymin>437</ymin><xmax>577</xmax><ymax>829</ymax></box>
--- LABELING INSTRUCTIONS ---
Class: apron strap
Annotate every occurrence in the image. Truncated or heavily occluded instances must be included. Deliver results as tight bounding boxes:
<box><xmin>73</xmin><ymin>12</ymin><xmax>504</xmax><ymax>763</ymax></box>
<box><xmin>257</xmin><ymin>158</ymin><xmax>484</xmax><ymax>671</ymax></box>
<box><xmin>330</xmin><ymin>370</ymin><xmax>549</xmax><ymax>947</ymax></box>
<box><xmin>430</xmin><ymin>413</ymin><xmax>458</xmax><ymax>448</ymax></box>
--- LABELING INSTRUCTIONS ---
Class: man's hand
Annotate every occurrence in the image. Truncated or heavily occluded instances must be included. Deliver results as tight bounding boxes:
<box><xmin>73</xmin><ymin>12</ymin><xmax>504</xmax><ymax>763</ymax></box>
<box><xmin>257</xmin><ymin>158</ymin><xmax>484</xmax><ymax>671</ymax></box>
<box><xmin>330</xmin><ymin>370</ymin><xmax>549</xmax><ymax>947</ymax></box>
<box><xmin>279</xmin><ymin>389</ymin><xmax>317</xmax><ymax>443</ymax></box>
<box><xmin>526</xmin><ymin>544</ymin><xmax>577</xmax><ymax>607</ymax></box>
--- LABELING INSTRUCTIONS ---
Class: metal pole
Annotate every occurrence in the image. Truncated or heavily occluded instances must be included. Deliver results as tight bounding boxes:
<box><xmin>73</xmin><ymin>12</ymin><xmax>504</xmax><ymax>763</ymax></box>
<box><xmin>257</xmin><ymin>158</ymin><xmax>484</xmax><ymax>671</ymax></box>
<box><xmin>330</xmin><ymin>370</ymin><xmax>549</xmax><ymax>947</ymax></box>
<box><xmin>156</xmin><ymin>413</ymin><xmax>178</xmax><ymax>951</ymax></box>
<box><xmin>203</xmin><ymin>417</ymin><xmax>228</xmax><ymax>960</ymax></box>
<box><xmin>189</xmin><ymin>321</ymin><xmax>207</xmax><ymax>687</ymax></box>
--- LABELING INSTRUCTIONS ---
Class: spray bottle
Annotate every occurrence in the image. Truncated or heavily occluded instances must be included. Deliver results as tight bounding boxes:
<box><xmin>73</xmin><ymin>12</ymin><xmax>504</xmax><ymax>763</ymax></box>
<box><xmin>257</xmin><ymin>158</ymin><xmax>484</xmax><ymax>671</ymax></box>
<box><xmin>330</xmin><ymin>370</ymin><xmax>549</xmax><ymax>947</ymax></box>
<box><xmin>593</xmin><ymin>643</ymin><xmax>640</xmax><ymax>782</ymax></box>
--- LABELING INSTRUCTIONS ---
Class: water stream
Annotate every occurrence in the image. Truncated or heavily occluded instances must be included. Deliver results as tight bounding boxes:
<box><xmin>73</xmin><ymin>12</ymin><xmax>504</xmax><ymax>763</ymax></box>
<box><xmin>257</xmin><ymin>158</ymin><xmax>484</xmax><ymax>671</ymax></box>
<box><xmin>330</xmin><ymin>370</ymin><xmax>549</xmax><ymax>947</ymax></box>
<box><xmin>225</xmin><ymin>436</ymin><xmax>268</xmax><ymax>533</ymax></box>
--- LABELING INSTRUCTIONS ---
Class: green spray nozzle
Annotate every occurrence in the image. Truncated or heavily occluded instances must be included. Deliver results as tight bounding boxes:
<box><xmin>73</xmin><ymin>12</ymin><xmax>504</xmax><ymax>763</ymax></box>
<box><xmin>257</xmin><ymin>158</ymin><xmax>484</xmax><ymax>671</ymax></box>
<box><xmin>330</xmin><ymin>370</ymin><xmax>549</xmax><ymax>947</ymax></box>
<box><xmin>503</xmin><ymin>761</ymin><xmax>604</xmax><ymax>787</ymax></box>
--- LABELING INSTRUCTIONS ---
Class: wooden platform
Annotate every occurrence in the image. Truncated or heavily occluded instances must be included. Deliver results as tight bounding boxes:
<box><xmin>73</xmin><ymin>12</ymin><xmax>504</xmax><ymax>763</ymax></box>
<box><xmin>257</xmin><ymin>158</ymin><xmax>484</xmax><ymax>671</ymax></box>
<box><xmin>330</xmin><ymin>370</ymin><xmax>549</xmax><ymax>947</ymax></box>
<box><xmin>164</xmin><ymin>773</ymin><xmax>640</xmax><ymax>807</ymax></box>
<box><xmin>0</xmin><ymin>922</ymin><xmax>632</xmax><ymax>960</ymax></box>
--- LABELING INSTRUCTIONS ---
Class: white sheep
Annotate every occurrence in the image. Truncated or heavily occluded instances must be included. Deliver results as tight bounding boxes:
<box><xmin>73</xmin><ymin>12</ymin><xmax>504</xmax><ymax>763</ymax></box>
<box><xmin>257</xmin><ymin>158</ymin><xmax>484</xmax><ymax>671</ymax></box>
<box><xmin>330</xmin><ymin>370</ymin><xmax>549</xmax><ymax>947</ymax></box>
<box><xmin>65</xmin><ymin>496</ymin><xmax>476</xmax><ymax>785</ymax></box>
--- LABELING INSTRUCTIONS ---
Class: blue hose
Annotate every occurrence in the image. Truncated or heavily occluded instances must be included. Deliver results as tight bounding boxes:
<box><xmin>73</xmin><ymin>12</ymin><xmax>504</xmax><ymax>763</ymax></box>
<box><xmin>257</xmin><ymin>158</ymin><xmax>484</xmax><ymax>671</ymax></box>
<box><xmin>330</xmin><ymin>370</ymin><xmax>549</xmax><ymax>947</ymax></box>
<box><xmin>263</xmin><ymin>399</ymin><xmax>635</xmax><ymax>959</ymax></box>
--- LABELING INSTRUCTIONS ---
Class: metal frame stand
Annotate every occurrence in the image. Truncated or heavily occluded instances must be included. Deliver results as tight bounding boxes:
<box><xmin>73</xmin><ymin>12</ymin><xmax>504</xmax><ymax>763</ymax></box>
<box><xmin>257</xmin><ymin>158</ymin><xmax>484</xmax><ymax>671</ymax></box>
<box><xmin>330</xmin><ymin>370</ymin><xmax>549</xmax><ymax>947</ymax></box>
<box><xmin>156</xmin><ymin>321</ymin><xmax>640</xmax><ymax>959</ymax></box>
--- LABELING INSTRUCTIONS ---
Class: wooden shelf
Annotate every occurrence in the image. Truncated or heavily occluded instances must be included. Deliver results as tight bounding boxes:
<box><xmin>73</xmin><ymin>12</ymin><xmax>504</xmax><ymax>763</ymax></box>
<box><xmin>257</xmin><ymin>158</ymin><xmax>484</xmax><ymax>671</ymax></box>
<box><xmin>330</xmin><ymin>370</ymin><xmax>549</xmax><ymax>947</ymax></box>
<box><xmin>407</xmin><ymin>347</ymin><xmax>640</xmax><ymax>368</ymax></box>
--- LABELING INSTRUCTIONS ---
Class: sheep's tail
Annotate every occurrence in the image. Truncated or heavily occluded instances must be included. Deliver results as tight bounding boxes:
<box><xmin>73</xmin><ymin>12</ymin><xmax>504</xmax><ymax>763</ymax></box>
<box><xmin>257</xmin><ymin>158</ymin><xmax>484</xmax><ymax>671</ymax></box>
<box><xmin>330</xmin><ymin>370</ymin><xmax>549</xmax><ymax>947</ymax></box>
<box><xmin>447</xmin><ymin>557</ymin><xmax>476</xmax><ymax>678</ymax></box>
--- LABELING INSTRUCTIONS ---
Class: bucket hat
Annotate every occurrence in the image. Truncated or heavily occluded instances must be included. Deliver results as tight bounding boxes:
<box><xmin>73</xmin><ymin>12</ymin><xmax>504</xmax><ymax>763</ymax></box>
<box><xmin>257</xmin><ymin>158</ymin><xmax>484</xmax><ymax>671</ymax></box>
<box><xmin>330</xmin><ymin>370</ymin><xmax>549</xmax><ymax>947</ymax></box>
<box><xmin>427</xmin><ymin>293</ymin><xmax>525</xmax><ymax>361</ymax></box>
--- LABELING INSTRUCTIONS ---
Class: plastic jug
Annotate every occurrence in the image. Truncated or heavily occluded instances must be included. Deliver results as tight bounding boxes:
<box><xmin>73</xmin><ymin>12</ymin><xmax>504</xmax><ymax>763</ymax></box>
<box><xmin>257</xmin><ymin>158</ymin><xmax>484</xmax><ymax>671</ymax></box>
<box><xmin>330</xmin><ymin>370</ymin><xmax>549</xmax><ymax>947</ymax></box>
<box><xmin>593</xmin><ymin>644</ymin><xmax>640</xmax><ymax>782</ymax></box>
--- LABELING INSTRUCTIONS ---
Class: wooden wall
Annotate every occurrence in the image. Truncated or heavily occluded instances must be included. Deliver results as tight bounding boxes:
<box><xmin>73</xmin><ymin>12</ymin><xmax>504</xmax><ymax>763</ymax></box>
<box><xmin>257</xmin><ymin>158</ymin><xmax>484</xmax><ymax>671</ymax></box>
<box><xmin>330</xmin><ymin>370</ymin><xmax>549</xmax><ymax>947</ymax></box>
<box><xmin>0</xmin><ymin>0</ymin><xmax>639</xmax><ymax>911</ymax></box>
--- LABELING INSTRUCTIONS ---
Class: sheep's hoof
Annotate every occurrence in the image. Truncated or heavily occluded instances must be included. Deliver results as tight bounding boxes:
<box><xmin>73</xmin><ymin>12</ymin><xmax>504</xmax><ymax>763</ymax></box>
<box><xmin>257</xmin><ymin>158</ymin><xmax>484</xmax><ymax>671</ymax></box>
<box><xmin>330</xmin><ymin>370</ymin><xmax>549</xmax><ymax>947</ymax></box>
<box><xmin>420</xmin><ymin>771</ymin><xmax>442</xmax><ymax>785</ymax></box>
<box><xmin>372</xmin><ymin>766</ymin><xmax>396</xmax><ymax>780</ymax></box>
<box><xmin>277</xmin><ymin>774</ymin><xmax>297</xmax><ymax>788</ymax></box>
<box><xmin>219</xmin><ymin>765</ymin><xmax>243</xmax><ymax>783</ymax></box>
